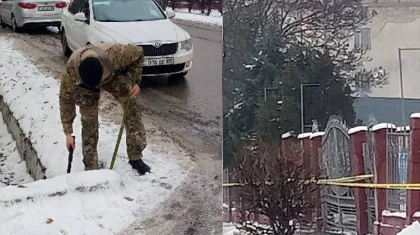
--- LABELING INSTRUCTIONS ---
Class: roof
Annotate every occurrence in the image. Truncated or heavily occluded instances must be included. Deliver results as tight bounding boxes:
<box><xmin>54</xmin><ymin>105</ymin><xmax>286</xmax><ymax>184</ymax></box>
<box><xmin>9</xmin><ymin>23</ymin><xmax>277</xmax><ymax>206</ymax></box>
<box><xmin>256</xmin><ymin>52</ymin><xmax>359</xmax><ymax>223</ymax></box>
<box><xmin>353</xmin><ymin>97</ymin><xmax>420</xmax><ymax>126</ymax></box>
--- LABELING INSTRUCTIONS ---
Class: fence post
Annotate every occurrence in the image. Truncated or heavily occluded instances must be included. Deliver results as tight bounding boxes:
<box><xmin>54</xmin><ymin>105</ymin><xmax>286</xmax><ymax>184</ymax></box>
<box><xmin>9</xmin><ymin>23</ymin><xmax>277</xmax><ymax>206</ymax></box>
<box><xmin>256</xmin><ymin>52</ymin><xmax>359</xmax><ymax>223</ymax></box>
<box><xmin>372</xmin><ymin>123</ymin><xmax>396</xmax><ymax>228</ymax></box>
<box><xmin>407</xmin><ymin>114</ymin><xmax>420</xmax><ymax>224</ymax></box>
<box><xmin>281</xmin><ymin>132</ymin><xmax>297</xmax><ymax>156</ymax></box>
<box><xmin>349</xmin><ymin>126</ymin><xmax>369</xmax><ymax>235</ymax></box>
<box><xmin>309</xmin><ymin>132</ymin><xmax>324</xmax><ymax>231</ymax></box>
<box><xmin>298</xmin><ymin>133</ymin><xmax>312</xmax><ymax>224</ymax></box>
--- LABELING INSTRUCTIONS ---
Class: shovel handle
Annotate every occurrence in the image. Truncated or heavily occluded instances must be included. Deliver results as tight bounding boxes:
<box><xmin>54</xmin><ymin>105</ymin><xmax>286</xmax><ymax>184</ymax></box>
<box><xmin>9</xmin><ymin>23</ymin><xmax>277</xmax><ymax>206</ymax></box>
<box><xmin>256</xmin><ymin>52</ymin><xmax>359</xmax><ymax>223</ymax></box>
<box><xmin>67</xmin><ymin>136</ymin><xmax>75</xmax><ymax>173</ymax></box>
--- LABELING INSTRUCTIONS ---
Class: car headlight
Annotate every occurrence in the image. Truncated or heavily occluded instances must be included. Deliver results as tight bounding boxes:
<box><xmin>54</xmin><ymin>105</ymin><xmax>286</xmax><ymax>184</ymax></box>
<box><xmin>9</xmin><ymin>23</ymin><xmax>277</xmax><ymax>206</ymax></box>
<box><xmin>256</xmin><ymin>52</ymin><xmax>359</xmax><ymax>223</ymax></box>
<box><xmin>181</xmin><ymin>39</ymin><xmax>192</xmax><ymax>51</ymax></box>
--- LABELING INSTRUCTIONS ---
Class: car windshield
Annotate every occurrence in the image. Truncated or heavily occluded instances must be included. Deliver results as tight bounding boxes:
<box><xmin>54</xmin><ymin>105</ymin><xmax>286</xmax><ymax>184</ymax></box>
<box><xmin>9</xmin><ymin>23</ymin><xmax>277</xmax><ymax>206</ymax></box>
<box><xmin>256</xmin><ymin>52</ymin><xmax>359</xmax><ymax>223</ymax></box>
<box><xmin>92</xmin><ymin>0</ymin><xmax>166</xmax><ymax>22</ymax></box>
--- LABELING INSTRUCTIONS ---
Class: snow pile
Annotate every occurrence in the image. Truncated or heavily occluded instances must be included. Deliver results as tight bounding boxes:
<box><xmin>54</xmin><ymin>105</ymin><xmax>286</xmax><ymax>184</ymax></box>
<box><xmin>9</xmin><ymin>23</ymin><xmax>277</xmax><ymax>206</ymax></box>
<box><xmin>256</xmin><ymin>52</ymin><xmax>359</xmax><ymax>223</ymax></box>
<box><xmin>382</xmin><ymin>210</ymin><xmax>406</xmax><ymax>218</ymax></box>
<box><xmin>0</xmin><ymin>36</ymin><xmax>189</xmax><ymax>234</ymax></box>
<box><xmin>0</xmin><ymin>170</ymin><xmax>121</xmax><ymax>202</ymax></box>
<box><xmin>0</xmin><ymin>170</ymin><xmax>133</xmax><ymax>235</ymax></box>
<box><xmin>223</xmin><ymin>223</ymin><xmax>240</xmax><ymax>235</ymax></box>
<box><xmin>167</xmin><ymin>8</ymin><xmax>222</xmax><ymax>26</ymax></box>
<box><xmin>46</xmin><ymin>26</ymin><xmax>60</xmax><ymax>34</ymax></box>
<box><xmin>0</xmin><ymin>114</ymin><xmax>33</xmax><ymax>187</ymax></box>
<box><xmin>397</xmin><ymin>221</ymin><xmax>420</xmax><ymax>235</ymax></box>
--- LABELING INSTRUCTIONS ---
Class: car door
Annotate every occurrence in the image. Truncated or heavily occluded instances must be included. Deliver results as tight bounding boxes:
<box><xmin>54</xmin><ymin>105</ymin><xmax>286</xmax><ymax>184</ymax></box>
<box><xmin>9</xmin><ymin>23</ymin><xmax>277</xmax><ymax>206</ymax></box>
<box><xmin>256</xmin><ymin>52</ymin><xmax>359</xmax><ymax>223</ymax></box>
<box><xmin>64</xmin><ymin>0</ymin><xmax>83</xmax><ymax>50</ymax></box>
<box><xmin>72</xmin><ymin>0</ymin><xmax>89</xmax><ymax>47</ymax></box>
<box><xmin>1</xmin><ymin>0</ymin><xmax>13</xmax><ymax>24</ymax></box>
<box><xmin>0</xmin><ymin>0</ymin><xmax>6</xmax><ymax>22</ymax></box>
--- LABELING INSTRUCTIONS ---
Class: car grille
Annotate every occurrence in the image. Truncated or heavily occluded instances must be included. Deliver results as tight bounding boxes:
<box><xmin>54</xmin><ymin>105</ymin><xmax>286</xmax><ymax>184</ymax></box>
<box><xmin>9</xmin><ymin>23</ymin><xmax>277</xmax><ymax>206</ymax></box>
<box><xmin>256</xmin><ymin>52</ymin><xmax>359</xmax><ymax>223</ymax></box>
<box><xmin>143</xmin><ymin>63</ymin><xmax>185</xmax><ymax>75</ymax></box>
<box><xmin>139</xmin><ymin>43</ymin><xmax>178</xmax><ymax>56</ymax></box>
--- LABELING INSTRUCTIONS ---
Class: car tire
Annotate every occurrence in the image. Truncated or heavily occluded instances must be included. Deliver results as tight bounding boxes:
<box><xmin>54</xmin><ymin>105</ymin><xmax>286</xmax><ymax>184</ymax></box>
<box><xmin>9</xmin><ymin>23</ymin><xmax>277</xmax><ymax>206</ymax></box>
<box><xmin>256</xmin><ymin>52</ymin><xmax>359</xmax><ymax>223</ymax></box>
<box><xmin>0</xmin><ymin>16</ymin><xmax>6</xmax><ymax>28</ymax></box>
<box><xmin>11</xmin><ymin>15</ymin><xmax>22</xmax><ymax>33</ymax></box>
<box><xmin>61</xmin><ymin>30</ymin><xmax>72</xmax><ymax>57</ymax></box>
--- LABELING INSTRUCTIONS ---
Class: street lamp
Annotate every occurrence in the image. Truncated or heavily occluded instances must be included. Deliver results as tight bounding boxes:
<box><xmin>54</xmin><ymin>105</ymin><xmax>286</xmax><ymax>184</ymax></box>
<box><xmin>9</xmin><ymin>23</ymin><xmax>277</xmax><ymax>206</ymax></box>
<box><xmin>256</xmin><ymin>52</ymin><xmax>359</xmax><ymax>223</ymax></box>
<box><xmin>398</xmin><ymin>48</ymin><xmax>420</xmax><ymax>126</ymax></box>
<box><xmin>300</xmin><ymin>83</ymin><xmax>321</xmax><ymax>133</ymax></box>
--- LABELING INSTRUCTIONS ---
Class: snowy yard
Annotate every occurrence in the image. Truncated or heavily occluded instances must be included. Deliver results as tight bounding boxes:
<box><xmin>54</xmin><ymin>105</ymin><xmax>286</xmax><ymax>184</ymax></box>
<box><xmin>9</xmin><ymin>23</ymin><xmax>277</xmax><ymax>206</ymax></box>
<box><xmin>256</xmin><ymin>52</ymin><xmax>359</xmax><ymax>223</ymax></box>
<box><xmin>0</xmin><ymin>35</ymin><xmax>192</xmax><ymax>234</ymax></box>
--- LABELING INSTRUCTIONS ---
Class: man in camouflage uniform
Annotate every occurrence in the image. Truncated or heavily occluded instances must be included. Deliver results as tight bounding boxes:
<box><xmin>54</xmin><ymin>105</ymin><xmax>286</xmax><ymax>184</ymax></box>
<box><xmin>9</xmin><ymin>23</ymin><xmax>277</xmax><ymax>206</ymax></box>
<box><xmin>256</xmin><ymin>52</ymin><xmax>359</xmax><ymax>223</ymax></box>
<box><xmin>59</xmin><ymin>43</ymin><xmax>151</xmax><ymax>175</ymax></box>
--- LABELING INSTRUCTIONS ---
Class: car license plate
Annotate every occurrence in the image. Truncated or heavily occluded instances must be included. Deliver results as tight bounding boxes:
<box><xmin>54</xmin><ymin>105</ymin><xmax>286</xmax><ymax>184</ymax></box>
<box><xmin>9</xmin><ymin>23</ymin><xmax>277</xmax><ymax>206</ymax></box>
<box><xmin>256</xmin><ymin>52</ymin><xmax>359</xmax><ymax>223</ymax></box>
<box><xmin>144</xmin><ymin>58</ymin><xmax>174</xmax><ymax>66</ymax></box>
<box><xmin>38</xmin><ymin>6</ymin><xmax>54</xmax><ymax>11</ymax></box>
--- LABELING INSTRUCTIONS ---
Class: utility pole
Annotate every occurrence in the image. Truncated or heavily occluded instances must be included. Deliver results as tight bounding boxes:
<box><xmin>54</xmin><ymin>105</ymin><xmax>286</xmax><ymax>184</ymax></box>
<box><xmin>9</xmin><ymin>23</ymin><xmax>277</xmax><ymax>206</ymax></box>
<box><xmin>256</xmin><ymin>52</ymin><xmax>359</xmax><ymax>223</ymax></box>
<box><xmin>398</xmin><ymin>48</ymin><xmax>420</xmax><ymax>126</ymax></box>
<box><xmin>300</xmin><ymin>83</ymin><xmax>321</xmax><ymax>133</ymax></box>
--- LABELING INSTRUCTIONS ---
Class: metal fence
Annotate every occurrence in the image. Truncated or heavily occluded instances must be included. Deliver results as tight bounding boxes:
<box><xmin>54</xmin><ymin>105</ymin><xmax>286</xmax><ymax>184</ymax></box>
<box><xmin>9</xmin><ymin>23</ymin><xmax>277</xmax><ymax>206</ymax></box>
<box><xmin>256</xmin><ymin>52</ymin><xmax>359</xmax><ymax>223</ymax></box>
<box><xmin>386</xmin><ymin>128</ymin><xmax>409</xmax><ymax>212</ymax></box>
<box><xmin>363</xmin><ymin>128</ymin><xmax>376</xmax><ymax>233</ymax></box>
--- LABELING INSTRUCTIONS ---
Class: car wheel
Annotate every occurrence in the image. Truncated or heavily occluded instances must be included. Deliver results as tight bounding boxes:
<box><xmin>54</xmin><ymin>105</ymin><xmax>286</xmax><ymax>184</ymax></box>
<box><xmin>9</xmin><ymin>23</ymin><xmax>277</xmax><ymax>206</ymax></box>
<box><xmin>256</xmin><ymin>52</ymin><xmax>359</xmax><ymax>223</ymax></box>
<box><xmin>11</xmin><ymin>15</ymin><xmax>21</xmax><ymax>33</ymax></box>
<box><xmin>61</xmin><ymin>30</ymin><xmax>72</xmax><ymax>57</ymax></box>
<box><xmin>0</xmin><ymin>16</ymin><xmax>6</xmax><ymax>28</ymax></box>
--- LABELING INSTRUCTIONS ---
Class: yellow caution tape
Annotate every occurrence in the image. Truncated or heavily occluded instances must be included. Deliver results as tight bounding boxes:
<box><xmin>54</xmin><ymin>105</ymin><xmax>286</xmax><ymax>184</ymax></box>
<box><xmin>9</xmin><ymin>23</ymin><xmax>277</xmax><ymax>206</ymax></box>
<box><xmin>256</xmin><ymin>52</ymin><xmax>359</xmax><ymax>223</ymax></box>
<box><xmin>320</xmin><ymin>174</ymin><xmax>373</xmax><ymax>183</ymax></box>
<box><xmin>222</xmin><ymin>174</ymin><xmax>420</xmax><ymax>190</ymax></box>
<box><xmin>223</xmin><ymin>174</ymin><xmax>374</xmax><ymax>187</ymax></box>
<box><xmin>322</xmin><ymin>181</ymin><xmax>420</xmax><ymax>189</ymax></box>
<box><xmin>223</xmin><ymin>182</ymin><xmax>243</xmax><ymax>187</ymax></box>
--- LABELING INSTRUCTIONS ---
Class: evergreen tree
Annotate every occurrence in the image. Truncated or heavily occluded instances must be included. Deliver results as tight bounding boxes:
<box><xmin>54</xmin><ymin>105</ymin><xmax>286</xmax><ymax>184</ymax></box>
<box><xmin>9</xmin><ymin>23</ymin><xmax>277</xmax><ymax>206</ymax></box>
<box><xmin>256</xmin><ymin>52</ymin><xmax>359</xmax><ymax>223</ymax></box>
<box><xmin>223</xmin><ymin>0</ymin><xmax>388</xmax><ymax>168</ymax></box>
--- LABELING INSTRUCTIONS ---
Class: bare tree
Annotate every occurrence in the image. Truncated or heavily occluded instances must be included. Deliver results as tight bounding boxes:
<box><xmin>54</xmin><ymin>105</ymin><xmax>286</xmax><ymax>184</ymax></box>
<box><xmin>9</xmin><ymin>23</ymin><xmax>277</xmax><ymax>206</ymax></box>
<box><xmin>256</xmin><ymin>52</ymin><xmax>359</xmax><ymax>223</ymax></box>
<box><xmin>187</xmin><ymin>0</ymin><xmax>194</xmax><ymax>12</ymax></box>
<box><xmin>232</xmin><ymin>143</ymin><xmax>319</xmax><ymax>235</ymax></box>
<box><xmin>170</xmin><ymin>0</ymin><xmax>178</xmax><ymax>11</ymax></box>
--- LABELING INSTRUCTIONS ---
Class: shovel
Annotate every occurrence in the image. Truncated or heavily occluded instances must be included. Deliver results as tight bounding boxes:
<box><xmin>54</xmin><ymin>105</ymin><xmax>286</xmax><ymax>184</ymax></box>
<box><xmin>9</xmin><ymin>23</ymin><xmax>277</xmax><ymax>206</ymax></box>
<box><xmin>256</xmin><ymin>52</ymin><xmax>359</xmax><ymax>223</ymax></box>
<box><xmin>67</xmin><ymin>136</ymin><xmax>75</xmax><ymax>173</ymax></box>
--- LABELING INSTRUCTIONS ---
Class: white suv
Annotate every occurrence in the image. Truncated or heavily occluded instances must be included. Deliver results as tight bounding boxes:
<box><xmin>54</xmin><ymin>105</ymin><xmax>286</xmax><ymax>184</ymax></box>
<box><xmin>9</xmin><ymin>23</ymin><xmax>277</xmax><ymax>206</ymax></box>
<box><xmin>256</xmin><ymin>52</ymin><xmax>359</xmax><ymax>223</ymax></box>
<box><xmin>60</xmin><ymin>0</ymin><xmax>193</xmax><ymax>78</ymax></box>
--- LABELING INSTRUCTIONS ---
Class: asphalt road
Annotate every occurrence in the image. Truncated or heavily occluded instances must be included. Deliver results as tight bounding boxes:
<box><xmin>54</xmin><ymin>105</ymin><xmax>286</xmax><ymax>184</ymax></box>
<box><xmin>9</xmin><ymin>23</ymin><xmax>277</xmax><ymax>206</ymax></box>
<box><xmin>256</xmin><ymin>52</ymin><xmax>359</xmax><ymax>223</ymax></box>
<box><xmin>139</xmin><ymin>22</ymin><xmax>222</xmax><ymax>157</ymax></box>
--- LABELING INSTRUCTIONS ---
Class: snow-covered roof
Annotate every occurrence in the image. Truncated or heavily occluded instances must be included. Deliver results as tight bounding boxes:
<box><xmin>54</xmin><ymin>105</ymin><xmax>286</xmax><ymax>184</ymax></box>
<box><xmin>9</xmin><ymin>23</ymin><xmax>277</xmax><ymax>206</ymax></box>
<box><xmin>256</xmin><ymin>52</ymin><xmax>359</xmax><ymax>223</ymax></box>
<box><xmin>297</xmin><ymin>133</ymin><xmax>312</xmax><ymax>139</ymax></box>
<box><xmin>348</xmin><ymin>126</ymin><xmax>368</xmax><ymax>135</ymax></box>
<box><xmin>309</xmin><ymin>132</ymin><xmax>325</xmax><ymax>139</ymax></box>
<box><xmin>371</xmin><ymin>123</ymin><xmax>396</xmax><ymax>131</ymax></box>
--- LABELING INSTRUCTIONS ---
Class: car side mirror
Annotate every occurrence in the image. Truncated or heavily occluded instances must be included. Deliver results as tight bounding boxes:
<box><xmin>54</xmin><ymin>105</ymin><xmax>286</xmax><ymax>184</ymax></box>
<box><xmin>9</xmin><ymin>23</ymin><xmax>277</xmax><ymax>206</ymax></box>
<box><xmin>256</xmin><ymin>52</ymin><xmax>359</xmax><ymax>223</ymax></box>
<box><xmin>166</xmin><ymin>9</ymin><xmax>176</xmax><ymax>19</ymax></box>
<box><xmin>74</xmin><ymin>12</ymin><xmax>87</xmax><ymax>23</ymax></box>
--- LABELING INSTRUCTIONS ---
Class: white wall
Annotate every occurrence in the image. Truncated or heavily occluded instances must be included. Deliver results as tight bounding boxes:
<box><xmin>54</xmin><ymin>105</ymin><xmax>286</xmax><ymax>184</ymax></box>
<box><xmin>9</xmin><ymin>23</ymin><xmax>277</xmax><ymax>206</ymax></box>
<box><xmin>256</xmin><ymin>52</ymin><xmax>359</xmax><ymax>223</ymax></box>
<box><xmin>360</xmin><ymin>2</ymin><xmax>420</xmax><ymax>98</ymax></box>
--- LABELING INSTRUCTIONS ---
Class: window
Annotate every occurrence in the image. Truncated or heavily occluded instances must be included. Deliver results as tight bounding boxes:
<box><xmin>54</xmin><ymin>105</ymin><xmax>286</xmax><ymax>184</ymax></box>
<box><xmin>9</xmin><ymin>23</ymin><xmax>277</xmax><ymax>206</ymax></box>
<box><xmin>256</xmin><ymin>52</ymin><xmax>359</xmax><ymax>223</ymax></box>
<box><xmin>92</xmin><ymin>0</ymin><xmax>166</xmax><ymax>22</ymax></box>
<box><xmin>354</xmin><ymin>28</ymin><xmax>371</xmax><ymax>50</ymax></box>
<box><xmin>68</xmin><ymin>0</ymin><xmax>84</xmax><ymax>14</ymax></box>
<box><xmin>82</xmin><ymin>0</ymin><xmax>90</xmax><ymax>18</ymax></box>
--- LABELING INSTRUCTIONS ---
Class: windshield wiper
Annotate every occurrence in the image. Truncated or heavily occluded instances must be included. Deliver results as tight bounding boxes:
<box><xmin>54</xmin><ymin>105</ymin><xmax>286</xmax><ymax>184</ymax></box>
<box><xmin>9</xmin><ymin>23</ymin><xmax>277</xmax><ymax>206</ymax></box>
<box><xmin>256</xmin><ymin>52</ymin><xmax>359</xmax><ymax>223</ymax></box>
<box><xmin>97</xmin><ymin>19</ymin><xmax>125</xmax><ymax>22</ymax></box>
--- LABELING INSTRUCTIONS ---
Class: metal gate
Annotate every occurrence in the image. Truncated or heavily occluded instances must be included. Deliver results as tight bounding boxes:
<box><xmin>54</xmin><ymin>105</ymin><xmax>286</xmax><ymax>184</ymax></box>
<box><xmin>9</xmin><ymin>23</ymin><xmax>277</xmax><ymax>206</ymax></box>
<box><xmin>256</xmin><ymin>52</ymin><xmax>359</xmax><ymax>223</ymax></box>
<box><xmin>320</xmin><ymin>115</ymin><xmax>356</xmax><ymax>234</ymax></box>
<box><xmin>385</xmin><ymin>127</ymin><xmax>409</xmax><ymax>212</ymax></box>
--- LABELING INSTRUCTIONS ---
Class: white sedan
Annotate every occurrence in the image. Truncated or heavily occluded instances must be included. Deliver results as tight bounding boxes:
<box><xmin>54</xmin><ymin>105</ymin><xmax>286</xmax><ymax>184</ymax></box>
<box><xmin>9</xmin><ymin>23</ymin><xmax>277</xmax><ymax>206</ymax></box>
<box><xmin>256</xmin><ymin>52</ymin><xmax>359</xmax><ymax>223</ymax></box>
<box><xmin>0</xmin><ymin>0</ymin><xmax>66</xmax><ymax>32</ymax></box>
<box><xmin>60</xmin><ymin>0</ymin><xmax>193</xmax><ymax>78</ymax></box>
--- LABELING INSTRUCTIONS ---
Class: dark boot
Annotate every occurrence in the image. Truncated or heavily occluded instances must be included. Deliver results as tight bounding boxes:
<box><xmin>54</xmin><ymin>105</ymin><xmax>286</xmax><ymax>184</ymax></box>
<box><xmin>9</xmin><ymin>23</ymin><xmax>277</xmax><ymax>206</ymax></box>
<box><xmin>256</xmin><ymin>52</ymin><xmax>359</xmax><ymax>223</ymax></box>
<box><xmin>129</xmin><ymin>159</ymin><xmax>151</xmax><ymax>175</ymax></box>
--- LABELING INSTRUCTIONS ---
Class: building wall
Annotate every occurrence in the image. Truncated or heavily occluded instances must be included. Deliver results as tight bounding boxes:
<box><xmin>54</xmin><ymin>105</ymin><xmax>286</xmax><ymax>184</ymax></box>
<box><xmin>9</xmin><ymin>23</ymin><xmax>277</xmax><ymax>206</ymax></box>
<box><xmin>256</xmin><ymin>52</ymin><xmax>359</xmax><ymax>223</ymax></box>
<box><xmin>357</xmin><ymin>0</ymin><xmax>420</xmax><ymax>98</ymax></box>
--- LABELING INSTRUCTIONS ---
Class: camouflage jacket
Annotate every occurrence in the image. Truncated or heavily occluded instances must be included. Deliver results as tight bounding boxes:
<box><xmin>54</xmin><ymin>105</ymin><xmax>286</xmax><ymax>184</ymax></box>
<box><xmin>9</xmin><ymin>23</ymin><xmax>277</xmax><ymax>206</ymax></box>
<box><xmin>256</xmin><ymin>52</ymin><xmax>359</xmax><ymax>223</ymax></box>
<box><xmin>59</xmin><ymin>43</ymin><xmax>144</xmax><ymax>135</ymax></box>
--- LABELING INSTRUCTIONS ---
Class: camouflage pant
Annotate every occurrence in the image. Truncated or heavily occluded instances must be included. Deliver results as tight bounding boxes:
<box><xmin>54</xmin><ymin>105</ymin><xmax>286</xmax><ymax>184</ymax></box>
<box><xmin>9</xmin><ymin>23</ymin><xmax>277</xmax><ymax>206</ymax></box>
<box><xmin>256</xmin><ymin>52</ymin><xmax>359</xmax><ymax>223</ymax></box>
<box><xmin>74</xmin><ymin>75</ymin><xmax>146</xmax><ymax>170</ymax></box>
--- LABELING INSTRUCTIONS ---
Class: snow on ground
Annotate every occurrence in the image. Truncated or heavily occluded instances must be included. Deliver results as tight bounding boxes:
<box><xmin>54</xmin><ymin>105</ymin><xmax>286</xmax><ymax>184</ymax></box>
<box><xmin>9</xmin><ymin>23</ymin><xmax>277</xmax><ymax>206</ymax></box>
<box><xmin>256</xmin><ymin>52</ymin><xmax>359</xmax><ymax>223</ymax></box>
<box><xmin>46</xmin><ymin>26</ymin><xmax>59</xmax><ymax>34</ymax></box>
<box><xmin>168</xmin><ymin>8</ymin><xmax>222</xmax><ymax>26</ymax></box>
<box><xmin>0</xmin><ymin>170</ymin><xmax>134</xmax><ymax>234</ymax></box>
<box><xmin>0</xmin><ymin>114</ymin><xmax>33</xmax><ymax>187</ymax></box>
<box><xmin>223</xmin><ymin>223</ymin><xmax>239</xmax><ymax>235</ymax></box>
<box><xmin>0</xmin><ymin>36</ymin><xmax>190</xmax><ymax>234</ymax></box>
<box><xmin>398</xmin><ymin>221</ymin><xmax>420</xmax><ymax>235</ymax></box>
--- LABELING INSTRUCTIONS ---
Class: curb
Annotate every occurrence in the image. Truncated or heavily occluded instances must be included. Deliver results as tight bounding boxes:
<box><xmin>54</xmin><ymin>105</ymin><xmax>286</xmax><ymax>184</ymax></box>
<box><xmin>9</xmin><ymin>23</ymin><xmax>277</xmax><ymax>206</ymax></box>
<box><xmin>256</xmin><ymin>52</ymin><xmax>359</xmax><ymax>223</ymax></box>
<box><xmin>0</xmin><ymin>95</ymin><xmax>46</xmax><ymax>181</ymax></box>
<box><xmin>171</xmin><ymin>18</ymin><xmax>222</xmax><ymax>32</ymax></box>
<box><xmin>0</xmin><ymin>180</ymin><xmax>120</xmax><ymax>205</ymax></box>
